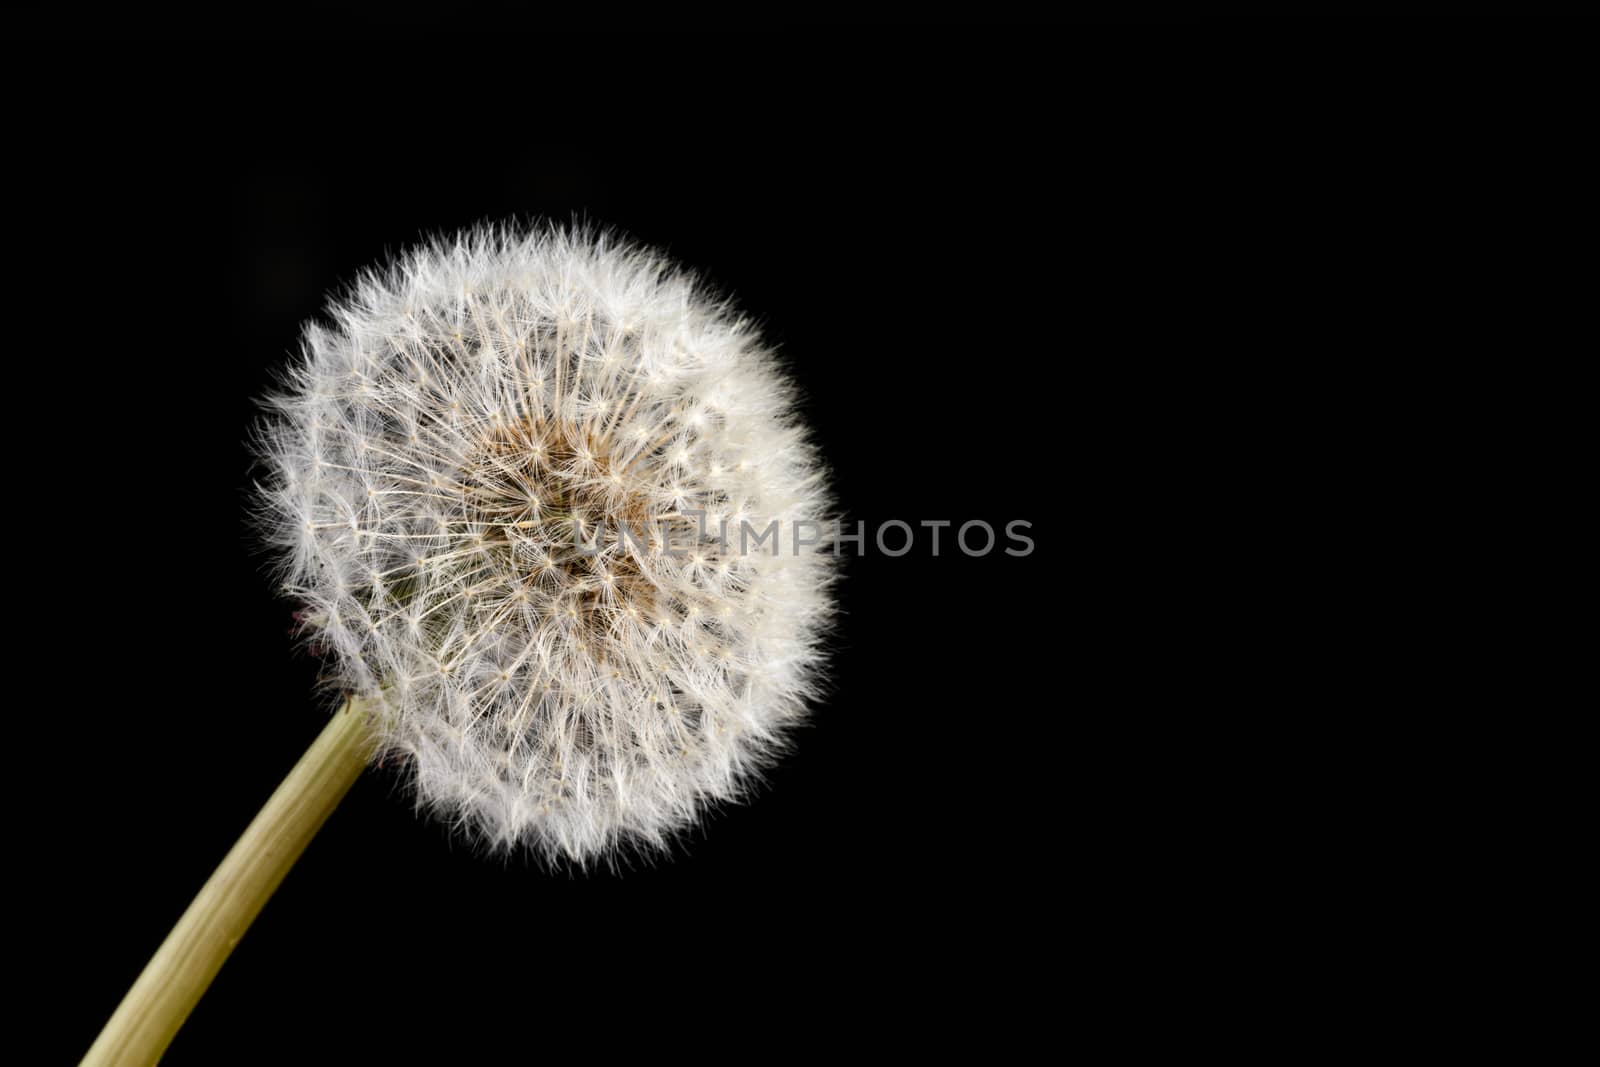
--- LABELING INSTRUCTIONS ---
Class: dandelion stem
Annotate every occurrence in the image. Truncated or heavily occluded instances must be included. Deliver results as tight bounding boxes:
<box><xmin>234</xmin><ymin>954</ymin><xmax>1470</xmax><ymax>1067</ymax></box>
<box><xmin>82</xmin><ymin>698</ymin><xmax>376</xmax><ymax>1067</ymax></box>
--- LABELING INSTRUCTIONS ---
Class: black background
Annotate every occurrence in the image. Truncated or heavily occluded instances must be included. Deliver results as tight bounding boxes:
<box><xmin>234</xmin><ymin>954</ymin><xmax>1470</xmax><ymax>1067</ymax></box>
<box><xmin>14</xmin><ymin>20</ymin><xmax>1584</xmax><ymax>1064</ymax></box>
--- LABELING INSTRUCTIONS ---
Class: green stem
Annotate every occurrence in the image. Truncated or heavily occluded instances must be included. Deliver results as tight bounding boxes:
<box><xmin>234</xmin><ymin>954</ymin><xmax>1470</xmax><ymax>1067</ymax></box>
<box><xmin>82</xmin><ymin>698</ymin><xmax>376</xmax><ymax>1066</ymax></box>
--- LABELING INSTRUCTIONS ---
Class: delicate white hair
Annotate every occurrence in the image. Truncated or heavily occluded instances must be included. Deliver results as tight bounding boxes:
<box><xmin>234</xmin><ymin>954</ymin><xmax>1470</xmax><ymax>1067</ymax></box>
<box><xmin>255</xmin><ymin>224</ymin><xmax>836</xmax><ymax>865</ymax></box>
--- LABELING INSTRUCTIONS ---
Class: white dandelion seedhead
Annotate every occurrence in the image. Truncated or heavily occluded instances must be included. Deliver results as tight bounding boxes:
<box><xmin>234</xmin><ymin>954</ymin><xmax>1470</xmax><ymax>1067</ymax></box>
<box><xmin>255</xmin><ymin>225</ymin><xmax>836</xmax><ymax>864</ymax></box>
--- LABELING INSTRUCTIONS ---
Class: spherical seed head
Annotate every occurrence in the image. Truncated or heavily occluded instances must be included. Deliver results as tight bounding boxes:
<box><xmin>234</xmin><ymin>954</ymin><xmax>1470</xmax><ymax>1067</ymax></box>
<box><xmin>255</xmin><ymin>225</ymin><xmax>836</xmax><ymax>865</ymax></box>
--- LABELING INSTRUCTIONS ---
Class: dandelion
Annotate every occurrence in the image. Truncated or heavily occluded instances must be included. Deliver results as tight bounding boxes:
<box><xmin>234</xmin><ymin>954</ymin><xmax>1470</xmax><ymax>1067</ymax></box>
<box><xmin>259</xmin><ymin>223</ymin><xmax>835</xmax><ymax>863</ymax></box>
<box><xmin>86</xmin><ymin>225</ymin><xmax>837</xmax><ymax>1064</ymax></box>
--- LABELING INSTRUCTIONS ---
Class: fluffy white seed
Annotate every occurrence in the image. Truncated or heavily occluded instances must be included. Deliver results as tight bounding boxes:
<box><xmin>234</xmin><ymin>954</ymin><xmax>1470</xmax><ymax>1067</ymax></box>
<box><xmin>255</xmin><ymin>225</ymin><xmax>836</xmax><ymax>865</ymax></box>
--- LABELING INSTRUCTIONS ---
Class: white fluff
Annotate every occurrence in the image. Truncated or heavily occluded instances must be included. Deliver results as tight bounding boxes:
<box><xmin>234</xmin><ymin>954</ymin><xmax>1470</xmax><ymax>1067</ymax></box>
<box><xmin>255</xmin><ymin>225</ymin><xmax>836</xmax><ymax>865</ymax></box>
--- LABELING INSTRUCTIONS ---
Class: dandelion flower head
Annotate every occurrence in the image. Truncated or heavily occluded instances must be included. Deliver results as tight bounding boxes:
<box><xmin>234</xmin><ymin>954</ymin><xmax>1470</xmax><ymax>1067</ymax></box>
<box><xmin>257</xmin><ymin>226</ymin><xmax>835</xmax><ymax>864</ymax></box>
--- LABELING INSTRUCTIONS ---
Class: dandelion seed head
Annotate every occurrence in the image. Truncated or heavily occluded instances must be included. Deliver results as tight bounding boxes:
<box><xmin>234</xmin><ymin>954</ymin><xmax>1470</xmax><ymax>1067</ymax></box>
<box><xmin>255</xmin><ymin>225</ymin><xmax>836</xmax><ymax>865</ymax></box>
